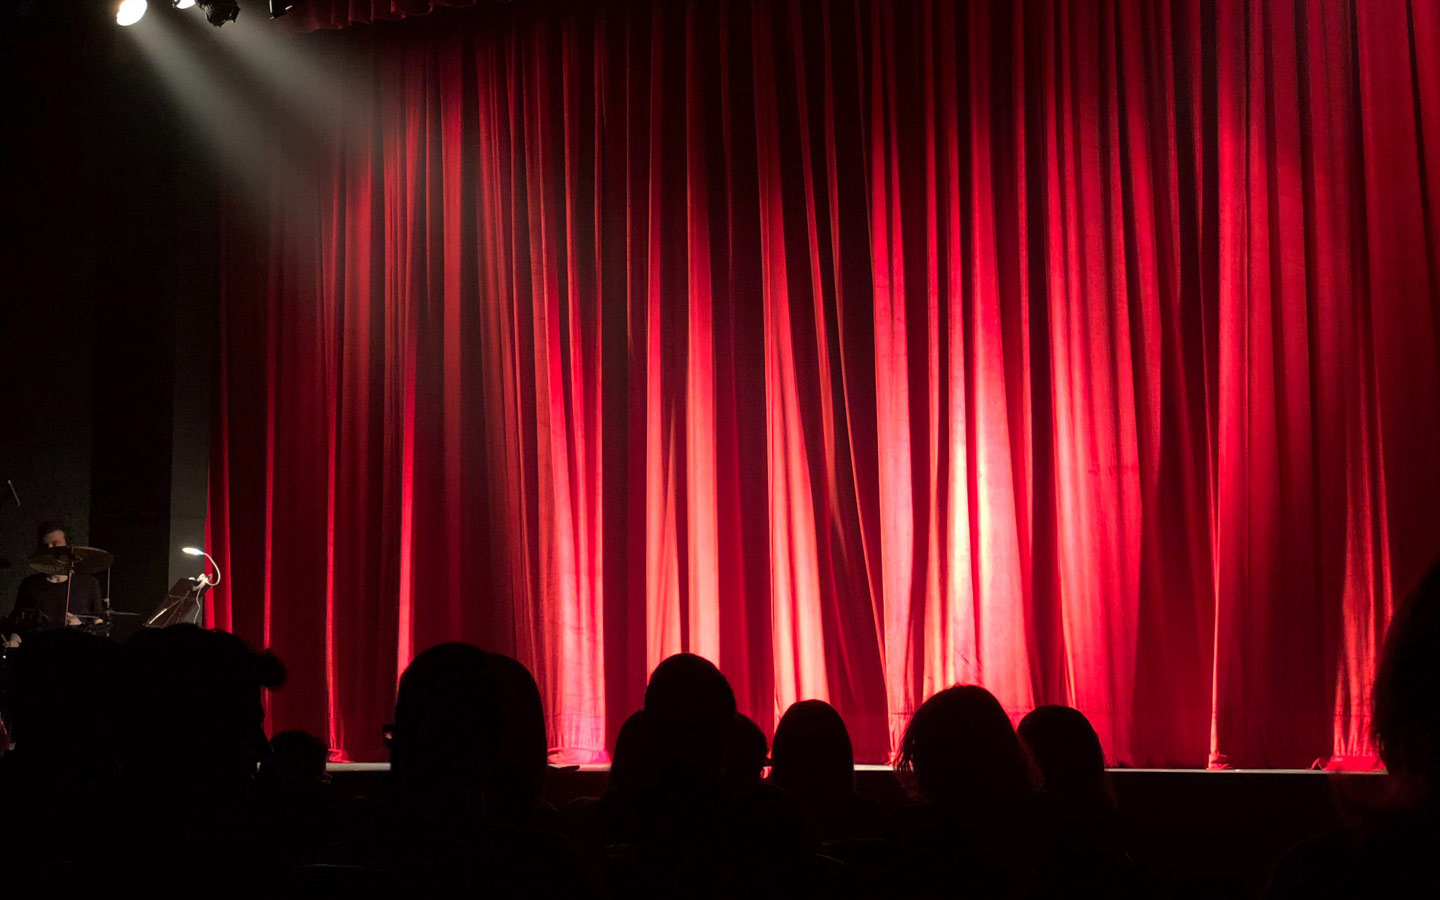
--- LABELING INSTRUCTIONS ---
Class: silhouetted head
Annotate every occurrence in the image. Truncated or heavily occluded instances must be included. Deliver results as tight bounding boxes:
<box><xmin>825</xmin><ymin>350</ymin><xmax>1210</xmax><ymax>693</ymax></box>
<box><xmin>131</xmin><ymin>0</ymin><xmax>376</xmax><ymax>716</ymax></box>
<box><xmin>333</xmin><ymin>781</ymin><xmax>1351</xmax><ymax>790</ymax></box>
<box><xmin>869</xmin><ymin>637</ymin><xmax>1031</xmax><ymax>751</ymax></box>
<box><xmin>258</xmin><ymin>729</ymin><xmax>330</xmax><ymax>792</ymax></box>
<box><xmin>391</xmin><ymin>642</ymin><xmax>502</xmax><ymax>791</ymax></box>
<box><xmin>643</xmin><ymin>653</ymin><xmax>736</xmax><ymax>779</ymax></box>
<box><xmin>897</xmin><ymin>685</ymin><xmax>1032</xmax><ymax>813</ymax></box>
<box><xmin>6</xmin><ymin>628</ymin><xmax>119</xmax><ymax>773</ymax></box>
<box><xmin>770</xmin><ymin>699</ymin><xmax>855</xmax><ymax>801</ymax></box>
<box><xmin>120</xmin><ymin>624</ymin><xmax>286</xmax><ymax>797</ymax></box>
<box><xmin>1018</xmin><ymin>705</ymin><xmax>1114</xmax><ymax>814</ymax></box>
<box><xmin>1018</xmin><ymin>706</ymin><xmax>1106</xmax><ymax>790</ymax></box>
<box><xmin>609</xmin><ymin>710</ymin><xmax>654</xmax><ymax>794</ymax></box>
<box><xmin>1373</xmin><ymin>557</ymin><xmax>1440</xmax><ymax>801</ymax></box>
<box><xmin>485</xmin><ymin>653</ymin><xmax>549</xmax><ymax>823</ymax></box>
<box><xmin>724</xmin><ymin>713</ymin><xmax>769</xmax><ymax>785</ymax></box>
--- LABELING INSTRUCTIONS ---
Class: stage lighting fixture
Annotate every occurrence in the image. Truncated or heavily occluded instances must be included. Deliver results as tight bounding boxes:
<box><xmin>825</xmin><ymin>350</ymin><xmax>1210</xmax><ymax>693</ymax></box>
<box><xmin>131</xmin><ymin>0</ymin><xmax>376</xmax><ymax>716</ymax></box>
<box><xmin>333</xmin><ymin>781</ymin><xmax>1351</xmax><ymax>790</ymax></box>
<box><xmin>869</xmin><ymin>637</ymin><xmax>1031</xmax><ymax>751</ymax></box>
<box><xmin>270</xmin><ymin>0</ymin><xmax>294</xmax><ymax>17</ymax></box>
<box><xmin>198</xmin><ymin>0</ymin><xmax>240</xmax><ymax>26</ymax></box>
<box><xmin>174</xmin><ymin>0</ymin><xmax>196</xmax><ymax>9</ymax></box>
<box><xmin>116</xmin><ymin>0</ymin><xmax>148</xmax><ymax>26</ymax></box>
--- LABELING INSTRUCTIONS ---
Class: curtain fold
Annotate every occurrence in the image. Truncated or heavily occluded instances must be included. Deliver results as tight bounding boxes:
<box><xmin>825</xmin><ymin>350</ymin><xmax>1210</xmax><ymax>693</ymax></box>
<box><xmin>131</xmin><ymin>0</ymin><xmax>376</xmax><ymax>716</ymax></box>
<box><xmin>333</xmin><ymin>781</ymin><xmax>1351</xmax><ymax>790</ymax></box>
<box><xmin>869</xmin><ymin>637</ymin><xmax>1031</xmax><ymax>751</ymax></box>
<box><xmin>209</xmin><ymin>0</ymin><xmax>1440</xmax><ymax>766</ymax></box>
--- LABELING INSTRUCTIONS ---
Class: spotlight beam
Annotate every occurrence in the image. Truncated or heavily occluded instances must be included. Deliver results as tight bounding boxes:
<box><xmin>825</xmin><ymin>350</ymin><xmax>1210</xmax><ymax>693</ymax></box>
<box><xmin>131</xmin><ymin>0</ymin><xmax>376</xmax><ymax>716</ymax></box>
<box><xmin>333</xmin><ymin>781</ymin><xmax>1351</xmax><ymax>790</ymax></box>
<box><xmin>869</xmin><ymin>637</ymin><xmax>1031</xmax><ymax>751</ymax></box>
<box><xmin>179</xmin><ymin>11</ymin><xmax>354</xmax><ymax>147</ymax></box>
<box><xmin>125</xmin><ymin>11</ymin><xmax>304</xmax><ymax>212</ymax></box>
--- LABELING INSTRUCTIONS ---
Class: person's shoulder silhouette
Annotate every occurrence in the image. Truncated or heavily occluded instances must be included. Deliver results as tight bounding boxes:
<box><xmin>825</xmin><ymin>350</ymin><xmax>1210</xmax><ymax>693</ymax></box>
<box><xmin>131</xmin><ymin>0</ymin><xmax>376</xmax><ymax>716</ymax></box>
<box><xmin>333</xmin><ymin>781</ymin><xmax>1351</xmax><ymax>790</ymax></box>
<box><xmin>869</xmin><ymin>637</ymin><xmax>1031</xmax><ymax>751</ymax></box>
<box><xmin>0</xmin><ymin>628</ymin><xmax>123</xmax><ymax>886</ymax></box>
<box><xmin>1269</xmin><ymin>557</ymin><xmax>1440</xmax><ymax>898</ymax></box>
<box><xmin>107</xmin><ymin>625</ymin><xmax>288</xmax><ymax>890</ymax></box>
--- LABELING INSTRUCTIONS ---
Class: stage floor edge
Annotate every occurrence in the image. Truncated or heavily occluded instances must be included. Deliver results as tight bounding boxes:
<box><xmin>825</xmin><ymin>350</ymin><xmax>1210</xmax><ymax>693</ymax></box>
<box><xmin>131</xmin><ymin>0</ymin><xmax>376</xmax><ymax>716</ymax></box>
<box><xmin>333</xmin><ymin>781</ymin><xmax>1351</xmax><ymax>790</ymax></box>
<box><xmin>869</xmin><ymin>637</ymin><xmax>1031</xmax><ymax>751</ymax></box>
<box><xmin>327</xmin><ymin>762</ymin><xmax>1383</xmax><ymax>775</ymax></box>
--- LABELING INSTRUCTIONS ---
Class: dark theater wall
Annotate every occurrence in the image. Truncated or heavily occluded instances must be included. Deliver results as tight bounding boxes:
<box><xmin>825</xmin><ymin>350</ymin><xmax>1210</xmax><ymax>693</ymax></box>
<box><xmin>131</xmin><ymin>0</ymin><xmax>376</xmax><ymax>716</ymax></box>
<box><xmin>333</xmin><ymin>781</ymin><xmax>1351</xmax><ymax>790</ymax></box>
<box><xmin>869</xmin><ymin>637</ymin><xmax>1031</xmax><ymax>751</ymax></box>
<box><xmin>0</xmin><ymin>9</ymin><xmax>101</xmax><ymax>612</ymax></box>
<box><xmin>1</xmin><ymin>7</ymin><xmax>215</xmax><ymax>620</ymax></box>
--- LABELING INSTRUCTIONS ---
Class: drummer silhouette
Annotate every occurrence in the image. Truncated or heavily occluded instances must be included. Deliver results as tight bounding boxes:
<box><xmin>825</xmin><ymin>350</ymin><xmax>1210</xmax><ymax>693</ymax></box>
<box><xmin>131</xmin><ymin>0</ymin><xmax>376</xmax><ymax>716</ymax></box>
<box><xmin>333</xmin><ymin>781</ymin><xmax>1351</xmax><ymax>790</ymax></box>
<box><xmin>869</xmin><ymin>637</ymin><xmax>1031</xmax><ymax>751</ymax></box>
<box><xmin>5</xmin><ymin>522</ymin><xmax>107</xmax><ymax>647</ymax></box>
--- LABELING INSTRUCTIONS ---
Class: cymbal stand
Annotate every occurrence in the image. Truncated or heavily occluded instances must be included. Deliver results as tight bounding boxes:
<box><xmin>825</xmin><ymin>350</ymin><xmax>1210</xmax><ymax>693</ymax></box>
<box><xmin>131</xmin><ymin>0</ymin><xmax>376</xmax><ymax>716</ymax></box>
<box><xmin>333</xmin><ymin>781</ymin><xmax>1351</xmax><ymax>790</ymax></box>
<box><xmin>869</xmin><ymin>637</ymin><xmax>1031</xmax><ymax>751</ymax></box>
<box><xmin>62</xmin><ymin>553</ymin><xmax>76</xmax><ymax>628</ymax></box>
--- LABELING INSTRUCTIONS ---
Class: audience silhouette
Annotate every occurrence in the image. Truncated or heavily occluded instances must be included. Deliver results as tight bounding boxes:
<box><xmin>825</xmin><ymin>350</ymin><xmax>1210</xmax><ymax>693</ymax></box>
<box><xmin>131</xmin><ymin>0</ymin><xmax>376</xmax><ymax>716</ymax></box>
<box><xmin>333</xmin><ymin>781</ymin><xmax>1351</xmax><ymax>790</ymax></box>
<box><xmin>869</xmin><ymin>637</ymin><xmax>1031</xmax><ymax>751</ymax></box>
<box><xmin>485</xmin><ymin>652</ymin><xmax>552</xmax><ymax>829</ymax></box>
<box><xmin>388</xmin><ymin>641</ymin><xmax>500</xmax><ymax>796</ymax></box>
<box><xmin>770</xmin><ymin>698</ymin><xmax>886</xmax><ymax>843</ymax></box>
<box><xmin>1019</xmin><ymin>705</ymin><xmax>1113</xmax><ymax>809</ymax></box>
<box><xmin>891</xmin><ymin>684</ymin><xmax>1042</xmax><ymax>898</ymax></box>
<box><xmin>1268</xmin><ymin>557</ymin><xmax>1440</xmax><ymax>898</ymax></box>
<box><xmin>0</xmin><ymin>624</ymin><xmax>294</xmax><ymax>889</ymax></box>
<box><xmin>598</xmin><ymin>653</ymin><xmax>822</xmax><ymax>897</ymax></box>
<box><xmin>1019</xmin><ymin>705</ymin><xmax>1143</xmax><ymax>897</ymax></box>
<box><xmin>564</xmin><ymin>708</ymin><xmax>656</xmax><ymax>852</ymax></box>
<box><xmin>723</xmin><ymin>712</ymin><xmax>769</xmax><ymax>786</ymax></box>
<box><xmin>0</xmin><ymin>629</ymin><xmax>122</xmax><ymax>886</ymax></box>
<box><xmin>255</xmin><ymin>729</ymin><xmax>335</xmax><ymax>871</ymax></box>
<box><xmin>261</xmin><ymin>728</ymin><xmax>331</xmax><ymax>791</ymax></box>
<box><xmin>353</xmin><ymin>641</ymin><xmax>588</xmax><ymax>895</ymax></box>
<box><xmin>609</xmin><ymin>708</ymin><xmax>655</xmax><ymax>795</ymax></box>
<box><xmin>4</xmin><ymin>573</ymin><xmax>1436</xmax><ymax>897</ymax></box>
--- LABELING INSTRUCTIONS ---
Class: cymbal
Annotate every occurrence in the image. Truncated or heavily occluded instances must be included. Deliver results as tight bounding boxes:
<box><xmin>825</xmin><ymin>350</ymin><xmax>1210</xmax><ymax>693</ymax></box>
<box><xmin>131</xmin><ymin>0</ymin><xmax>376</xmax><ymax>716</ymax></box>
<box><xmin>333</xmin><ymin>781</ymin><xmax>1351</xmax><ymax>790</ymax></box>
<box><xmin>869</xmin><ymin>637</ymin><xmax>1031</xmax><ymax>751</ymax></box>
<box><xmin>28</xmin><ymin>545</ymin><xmax>115</xmax><ymax>576</ymax></box>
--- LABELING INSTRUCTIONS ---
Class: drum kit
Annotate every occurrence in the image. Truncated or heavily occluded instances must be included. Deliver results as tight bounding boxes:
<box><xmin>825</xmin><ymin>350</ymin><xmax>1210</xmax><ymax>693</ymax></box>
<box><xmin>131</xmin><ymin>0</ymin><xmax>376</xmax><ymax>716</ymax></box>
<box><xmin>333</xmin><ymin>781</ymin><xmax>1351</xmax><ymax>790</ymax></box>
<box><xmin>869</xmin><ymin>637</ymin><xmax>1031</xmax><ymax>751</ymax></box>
<box><xmin>1</xmin><ymin>540</ymin><xmax>210</xmax><ymax>724</ymax></box>
<box><xmin>1</xmin><ymin>544</ymin><xmax>130</xmax><ymax>710</ymax></box>
<box><xmin>5</xmin><ymin>544</ymin><xmax>144</xmax><ymax>641</ymax></box>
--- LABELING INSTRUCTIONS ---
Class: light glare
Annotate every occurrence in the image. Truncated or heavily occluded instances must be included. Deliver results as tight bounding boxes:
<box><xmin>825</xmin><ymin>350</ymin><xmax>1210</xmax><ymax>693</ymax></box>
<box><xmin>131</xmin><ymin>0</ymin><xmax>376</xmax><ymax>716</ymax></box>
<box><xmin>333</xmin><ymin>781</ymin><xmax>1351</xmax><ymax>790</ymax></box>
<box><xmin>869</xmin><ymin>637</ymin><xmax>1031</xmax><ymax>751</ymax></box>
<box><xmin>176</xmin><ymin>0</ymin><xmax>196</xmax><ymax>9</ymax></box>
<box><xmin>182</xmin><ymin>546</ymin><xmax>204</xmax><ymax>556</ymax></box>
<box><xmin>117</xmin><ymin>0</ymin><xmax>148</xmax><ymax>26</ymax></box>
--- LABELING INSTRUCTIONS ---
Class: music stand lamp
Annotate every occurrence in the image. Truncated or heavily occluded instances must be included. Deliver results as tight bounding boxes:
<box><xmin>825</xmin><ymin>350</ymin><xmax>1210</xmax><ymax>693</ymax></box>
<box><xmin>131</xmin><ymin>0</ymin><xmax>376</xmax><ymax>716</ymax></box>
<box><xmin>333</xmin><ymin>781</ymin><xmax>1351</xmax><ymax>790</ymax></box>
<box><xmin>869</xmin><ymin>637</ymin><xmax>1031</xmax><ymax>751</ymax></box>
<box><xmin>146</xmin><ymin>547</ymin><xmax>221</xmax><ymax>627</ymax></box>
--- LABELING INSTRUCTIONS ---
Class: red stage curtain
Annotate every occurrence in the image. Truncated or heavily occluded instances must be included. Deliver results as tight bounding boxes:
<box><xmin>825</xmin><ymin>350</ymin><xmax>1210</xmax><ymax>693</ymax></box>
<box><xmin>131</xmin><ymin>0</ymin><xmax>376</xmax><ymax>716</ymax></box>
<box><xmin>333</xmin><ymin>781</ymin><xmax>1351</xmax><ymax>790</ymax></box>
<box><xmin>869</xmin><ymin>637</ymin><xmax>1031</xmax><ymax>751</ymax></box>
<box><xmin>207</xmin><ymin>0</ymin><xmax>1440</xmax><ymax>766</ymax></box>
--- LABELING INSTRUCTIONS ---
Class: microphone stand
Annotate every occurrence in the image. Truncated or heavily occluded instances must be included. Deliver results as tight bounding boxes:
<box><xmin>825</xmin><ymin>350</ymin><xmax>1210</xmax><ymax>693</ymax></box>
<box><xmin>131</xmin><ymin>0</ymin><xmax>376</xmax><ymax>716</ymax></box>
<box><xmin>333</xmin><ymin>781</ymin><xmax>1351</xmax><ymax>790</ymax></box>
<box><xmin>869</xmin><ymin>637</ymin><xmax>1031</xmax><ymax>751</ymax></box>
<box><xmin>0</xmin><ymin>479</ymin><xmax>17</xmax><ymax>571</ymax></box>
